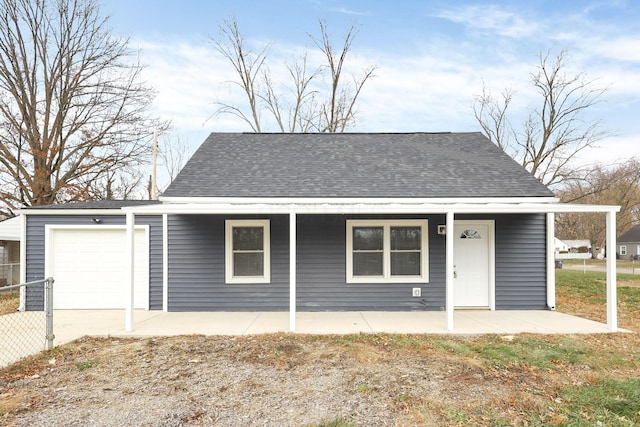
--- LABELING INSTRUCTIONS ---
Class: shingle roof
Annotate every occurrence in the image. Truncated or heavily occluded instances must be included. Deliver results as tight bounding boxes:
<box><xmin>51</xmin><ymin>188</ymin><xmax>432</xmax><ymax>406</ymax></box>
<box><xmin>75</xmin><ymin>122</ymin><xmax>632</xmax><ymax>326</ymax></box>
<box><xmin>619</xmin><ymin>224</ymin><xmax>640</xmax><ymax>242</ymax></box>
<box><xmin>163</xmin><ymin>132</ymin><xmax>554</xmax><ymax>199</ymax></box>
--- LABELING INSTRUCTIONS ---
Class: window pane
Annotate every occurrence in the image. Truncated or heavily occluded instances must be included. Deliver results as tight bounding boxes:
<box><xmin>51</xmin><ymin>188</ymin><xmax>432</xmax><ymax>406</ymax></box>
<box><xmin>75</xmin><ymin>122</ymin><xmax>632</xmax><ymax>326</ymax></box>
<box><xmin>391</xmin><ymin>252</ymin><xmax>420</xmax><ymax>276</ymax></box>
<box><xmin>233</xmin><ymin>253</ymin><xmax>264</xmax><ymax>276</ymax></box>
<box><xmin>460</xmin><ymin>229</ymin><xmax>481</xmax><ymax>239</ymax></box>
<box><xmin>353</xmin><ymin>227</ymin><xmax>383</xmax><ymax>250</ymax></box>
<box><xmin>233</xmin><ymin>227</ymin><xmax>264</xmax><ymax>250</ymax></box>
<box><xmin>353</xmin><ymin>252</ymin><xmax>383</xmax><ymax>276</ymax></box>
<box><xmin>391</xmin><ymin>227</ymin><xmax>421</xmax><ymax>250</ymax></box>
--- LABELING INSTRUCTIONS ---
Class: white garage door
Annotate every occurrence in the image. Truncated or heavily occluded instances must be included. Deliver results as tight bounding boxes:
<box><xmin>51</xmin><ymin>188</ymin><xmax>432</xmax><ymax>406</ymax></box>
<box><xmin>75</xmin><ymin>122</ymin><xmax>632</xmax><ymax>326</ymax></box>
<box><xmin>48</xmin><ymin>227</ymin><xmax>149</xmax><ymax>309</ymax></box>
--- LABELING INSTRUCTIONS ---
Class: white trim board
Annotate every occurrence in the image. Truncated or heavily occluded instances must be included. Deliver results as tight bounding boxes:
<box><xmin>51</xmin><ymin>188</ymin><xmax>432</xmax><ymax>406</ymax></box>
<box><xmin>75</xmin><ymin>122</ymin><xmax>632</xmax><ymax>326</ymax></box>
<box><xmin>123</xmin><ymin>201</ymin><xmax>620</xmax><ymax>215</ymax></box>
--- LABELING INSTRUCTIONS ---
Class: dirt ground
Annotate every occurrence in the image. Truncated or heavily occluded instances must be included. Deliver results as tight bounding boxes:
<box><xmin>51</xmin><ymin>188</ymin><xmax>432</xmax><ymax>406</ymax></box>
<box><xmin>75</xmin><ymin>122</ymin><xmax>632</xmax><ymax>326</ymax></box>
<box><xmin>1</xmin><ymin>275</ymin><xmax>639</xmax><ymax>426</ymax></box>
<box><xmin>0</xmin><ymin>335</ymin><xmax>574</xmax><ymax>426</ymax></box>
<box><xmin>1</xmin><ymin>329</ymin><xmax>638</xmax><ymax>426</ymax></box>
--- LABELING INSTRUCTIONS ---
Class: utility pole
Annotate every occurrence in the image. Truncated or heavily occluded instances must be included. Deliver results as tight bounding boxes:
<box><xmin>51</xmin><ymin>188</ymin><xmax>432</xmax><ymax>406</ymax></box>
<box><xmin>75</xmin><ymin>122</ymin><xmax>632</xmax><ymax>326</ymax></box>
<box><xmin>151</xmin><ymin>129</ymin><xmax>158</xmax><ymax>200</ymax></box>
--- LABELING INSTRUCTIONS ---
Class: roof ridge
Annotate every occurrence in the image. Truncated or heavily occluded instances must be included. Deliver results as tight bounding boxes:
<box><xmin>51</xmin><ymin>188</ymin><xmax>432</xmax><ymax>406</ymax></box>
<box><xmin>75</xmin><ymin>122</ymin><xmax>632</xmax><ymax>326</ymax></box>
<box><xmin>238</xmin><ymin>131</ymin><xmax>462</xmax><ymax>135</ymax></box>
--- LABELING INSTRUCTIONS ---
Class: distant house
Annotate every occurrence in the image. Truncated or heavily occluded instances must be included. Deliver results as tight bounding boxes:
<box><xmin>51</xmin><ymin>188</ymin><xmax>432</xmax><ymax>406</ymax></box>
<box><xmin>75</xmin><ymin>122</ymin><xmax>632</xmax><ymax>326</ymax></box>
<box><xmin>563</xmin><ymin>240</ymin><xmax>592</xmax><ymax>254</ymax></box>
<box><xmin>555</xmin><ymin>239</ymin><xmax>593</xmax><ymax>260</ymax></box>
<box><xmin>0</xmin><ymin>216</ymin><xmax>21</xmax><ymax>285</ymax></box>
<box><xmin>617</xmin><ymin>225</ymin><xmax>640</xmax><ymax>259</ymax></box>
<box><xmin>554</xmin><ymin>238</ymin><xmax>569</xmax><ymax>253</ymax></box>
<box><xmin>20</xmin><ymin>132</ymin><xmax>622</xmax><ymax>331</ymax></box>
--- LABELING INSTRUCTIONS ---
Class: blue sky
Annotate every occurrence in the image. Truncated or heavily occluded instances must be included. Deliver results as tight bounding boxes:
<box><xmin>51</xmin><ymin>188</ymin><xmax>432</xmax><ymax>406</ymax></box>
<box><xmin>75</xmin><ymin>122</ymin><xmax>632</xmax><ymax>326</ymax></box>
<box><xmin>102</xmin><ymin>0</ymin><xmax>639</xmax><ymax>186</ymax></box>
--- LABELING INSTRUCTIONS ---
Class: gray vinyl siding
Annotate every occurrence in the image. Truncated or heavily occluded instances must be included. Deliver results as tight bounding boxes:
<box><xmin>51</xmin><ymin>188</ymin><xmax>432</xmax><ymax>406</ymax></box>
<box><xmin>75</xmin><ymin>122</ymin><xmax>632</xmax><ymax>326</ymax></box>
<box><xmin>296</xmin><ymin>214</ymin><xmax>547</xmax><ymax>310</ymax></box>
<box><xmin>24</xmin><ymin>214</ymin><xmax>163</xmax><ymax>311</ymax></box>
<box><xmin>296</xmin><ymin>214</ymin><xmax>446</xmax><ymax>311</ymax></box>
<box><xmin>457</xmin><ymin>213</ymin><xmax>548</xmax><ymax>309</ymax></box>
<box><xmin>139</xmin><ymin>215</ymin><xmax>164</xmax><ymax>310</ymax></box>
<box><xmin>26</xmin><ymin>211</ymin><xmax>547</xmax><ymax>312</ymax></box>
<box><xmin>166</xmin><ymin>213</ymin><xmax>547</xmax><ymax>311</ymax></box>
<box><xmin>166</xmin><ymin>214</ymin><xmax>290</xmax><ymax>311</ymax></box>
<box><xmin>494</xmin><ymin>214</ymin><xmax>548</xmax><ymax>309</ymax></box>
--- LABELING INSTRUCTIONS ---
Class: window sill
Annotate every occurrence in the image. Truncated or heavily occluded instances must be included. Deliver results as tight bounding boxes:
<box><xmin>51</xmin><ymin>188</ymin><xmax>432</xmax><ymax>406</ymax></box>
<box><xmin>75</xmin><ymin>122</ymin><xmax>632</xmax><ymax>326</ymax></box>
<box><xmin>347</xmin><ymin>276</ymin><xmax>429</xmax><ymax>284</ymax></box>
<box><xmin>226</xmin><ymin>277</ymin><xmax>271</xmax><ymax>285</ymax></box>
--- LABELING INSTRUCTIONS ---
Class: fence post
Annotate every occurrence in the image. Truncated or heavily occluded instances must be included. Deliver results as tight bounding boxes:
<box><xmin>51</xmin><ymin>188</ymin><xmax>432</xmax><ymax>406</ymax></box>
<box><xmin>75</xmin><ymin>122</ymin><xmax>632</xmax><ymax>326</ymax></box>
<box><xmin>45</xmin><ymin>277</ymin><xmax>55</xmax><ymax>350</ymax></box>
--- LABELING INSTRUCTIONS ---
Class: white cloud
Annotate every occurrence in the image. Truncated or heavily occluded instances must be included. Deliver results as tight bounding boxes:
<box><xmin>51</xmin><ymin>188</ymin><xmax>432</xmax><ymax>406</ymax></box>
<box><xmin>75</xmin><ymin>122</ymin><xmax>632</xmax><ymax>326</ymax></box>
<box><xmin>575</xmin><ymin>135</ymin><xmax>640</xmax><ymax>166</ymax></box>
<box><xmin>135</xmin><ymin>38</ymin><xmax>255</xmax><ymax>133</ymax></box>
<box><xmin>433</xmin><ymin>5</ymin><xmax>541</xmax><ymax>39</ymax></box>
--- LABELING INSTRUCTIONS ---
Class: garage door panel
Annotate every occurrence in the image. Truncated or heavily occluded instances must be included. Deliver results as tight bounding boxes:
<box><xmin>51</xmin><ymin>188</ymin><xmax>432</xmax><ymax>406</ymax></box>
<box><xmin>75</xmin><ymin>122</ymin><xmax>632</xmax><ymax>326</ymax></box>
<box><xmin>50</xmin><ymin>228</ymin><xmax>149</xmax><ymax>310</ymax></box>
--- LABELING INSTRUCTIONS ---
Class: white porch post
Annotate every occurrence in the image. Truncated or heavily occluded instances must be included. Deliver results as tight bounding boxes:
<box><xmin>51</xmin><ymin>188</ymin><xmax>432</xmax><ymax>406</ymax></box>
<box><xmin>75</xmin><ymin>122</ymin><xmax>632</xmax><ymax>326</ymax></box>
<box><xmin>606</xmin><ymin>210</ymin><xmax>618</xmax><ymax>331</ymax></box>
<box><xmin>125</xmin><ymin>212</ymin><xmax>135</xmax><ymax>332</ymax></box>
<box><xmin>446</xmin><ymin>211</ymin><xmax>455</xmax><ymax>331</ymax></box>
<box><xmin>19</xmin><ymin>214</ymin><xmax>26</xmax><ymax>311</ymax></box>
<box><xmin>546</xmin><ymin>213</ymin><xmax>556</xmax><ymax>310</ymax></box>
<box><xmin>289</xmin><ymin>211</ymin><xmax>297</xmax><ymax>332</ymax></box>
<box><xmin>162</xmin><ymin>214</ymin><xmax>168</xmax><ymax>312</ymax></box>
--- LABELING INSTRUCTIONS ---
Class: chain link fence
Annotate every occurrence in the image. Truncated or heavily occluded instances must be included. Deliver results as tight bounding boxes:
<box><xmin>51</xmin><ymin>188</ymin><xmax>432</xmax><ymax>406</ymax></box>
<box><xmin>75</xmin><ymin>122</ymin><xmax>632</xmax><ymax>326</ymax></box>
<box><xmin>0</xmin><ymin>262</ymin><xmax>20</xmax><ymax>286</ymax></box>
<box><xmin>0</xmin><ymin>277</ymin><xmax>54</xmax><ymax>368</ymax></box>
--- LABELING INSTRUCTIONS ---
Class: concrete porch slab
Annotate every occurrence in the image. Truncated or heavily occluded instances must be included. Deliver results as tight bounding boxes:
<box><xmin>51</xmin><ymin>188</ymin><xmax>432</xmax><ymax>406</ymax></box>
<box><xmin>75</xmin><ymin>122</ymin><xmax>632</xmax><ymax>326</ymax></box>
<box><xmin>3</xmin><ymin>309</ymin><xmax>632</xmax><ymax>368</ymax></box>
<box><xmin>53</xmin><ymin>309</ymin><xmax>631</xmax><ymax>346</ymax></box>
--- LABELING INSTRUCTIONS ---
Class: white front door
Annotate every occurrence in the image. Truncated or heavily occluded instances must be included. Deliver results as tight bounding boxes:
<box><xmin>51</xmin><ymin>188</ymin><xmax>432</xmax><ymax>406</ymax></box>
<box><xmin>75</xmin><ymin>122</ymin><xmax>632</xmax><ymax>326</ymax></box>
<box><xmin>453</xmin><ymin>221</ymin><xmax>494</xmax><ymax>308</ymax></box>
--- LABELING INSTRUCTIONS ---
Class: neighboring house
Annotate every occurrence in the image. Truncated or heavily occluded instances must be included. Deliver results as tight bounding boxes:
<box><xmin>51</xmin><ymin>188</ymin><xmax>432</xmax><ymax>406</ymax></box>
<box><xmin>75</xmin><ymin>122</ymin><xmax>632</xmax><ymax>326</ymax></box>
<box><xmin>617</xmin><ymin>225</ymin><xmax>640</xmax><ymax>259</ymax></box>
<box><xmin>556</xmin><ymin>239</ymin><xmax>592</xmax><ymax>260</ymax></box>
<box><xmin>563</xmin><ymin>240</ymin><xmax>592</xmax><ymax>254</ymax></box>
<box><xmin>0</xmin><ymin>216</ymin><xmax>21</xmax><ymax>285</ymax></box>
<box><xmin>554</xmin><ymin>238</ymin><xmax>569</xmax><ymax>254</ymax></box>
<box><xmin>20</xmin><ymin>132</ymin><xmax>621</xmax><ymax>331</ymax></box>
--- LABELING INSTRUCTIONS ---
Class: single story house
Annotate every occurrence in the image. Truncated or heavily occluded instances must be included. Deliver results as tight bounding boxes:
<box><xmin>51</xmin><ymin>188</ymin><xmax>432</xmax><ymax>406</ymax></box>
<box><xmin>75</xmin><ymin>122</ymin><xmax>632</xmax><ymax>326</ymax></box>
<box><xmin>554</xmin><ymin>238</ymin><xmax>569</xmax><ymax>254</ymax></box>
<box><xmin>555</xmin><ymin>239</ymin><xmax>592</xmax><ymax>260</ymax></box>
<box><xmin>19</xmin><ymin>132</ymin><xmax>620</xmax><ymax>331</ymax></box>
<box><xmin>563</xmin><ymin>239</ymin><xmax>592</xmax><ymax>254</ymax></box>
<box><xmin>617</xmin><ymin>225</ymin><xmax>640</xmax><ymax>259</ymax></box>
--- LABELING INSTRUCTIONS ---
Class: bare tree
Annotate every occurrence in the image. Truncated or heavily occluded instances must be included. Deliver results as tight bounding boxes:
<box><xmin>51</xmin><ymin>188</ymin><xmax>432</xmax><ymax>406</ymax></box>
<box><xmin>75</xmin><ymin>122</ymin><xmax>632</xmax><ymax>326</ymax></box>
<box><xmin>556</xmin><ymin>160</ymin><xmax>640</xmax><ymax>256</ymax></box>
<box><xmin>473</xmin><ymin>83</ymin><xmax>514</xmax><ymax>154</ymax></box>
<box><xmin>211</xmin><ymin>18</ymin><xmax>376</xmax><ymax>133</ymax></box>
<box><xmin>473</xmin><ymin>50</ymin><xmax>608</xmax><ymax>187</ymax></box>
<box><xmin>0</xmin><ymin>0</ymin><xmax>166</xmax><ymax>216</ymax></box>
<box><xmin>158</xmin><ymin>134</ymin><xmax>191</xmax><ymax>185</ymax></box>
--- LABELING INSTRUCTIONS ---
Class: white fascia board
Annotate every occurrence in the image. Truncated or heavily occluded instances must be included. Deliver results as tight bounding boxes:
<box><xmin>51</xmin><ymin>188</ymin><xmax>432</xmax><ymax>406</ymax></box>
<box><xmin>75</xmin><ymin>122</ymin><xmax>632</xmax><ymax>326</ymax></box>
<box><xmin>19</xmin><ymin>209</ymin><xmax>127</xmax><ymax>216</ymax></box>
<box><xmin>158</xmin><ymin>196</ymin><xmax>560</xmax><ymax>205</ymax></box>
<box><xmin>123</xmin><ymin>201</ymin><xmax>620</xmax><ymax>215</ymax></box>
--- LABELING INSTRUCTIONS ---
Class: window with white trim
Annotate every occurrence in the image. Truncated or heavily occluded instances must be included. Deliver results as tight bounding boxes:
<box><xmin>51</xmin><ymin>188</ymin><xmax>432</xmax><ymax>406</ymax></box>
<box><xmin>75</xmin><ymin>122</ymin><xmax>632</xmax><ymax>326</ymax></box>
<box><xmin>346</xmin><ymin>220</ymin><xmax>429</xmax><ymax>283</ymax></box>
<box><xmin>620</xmin><ymin>245</ymin><xmax>627</xmax><ymax>256</ymax></box>
<box><xmin>225</xmin><ymin>220</ymin><xmax>270</xmax><ymax>284</ymax></box>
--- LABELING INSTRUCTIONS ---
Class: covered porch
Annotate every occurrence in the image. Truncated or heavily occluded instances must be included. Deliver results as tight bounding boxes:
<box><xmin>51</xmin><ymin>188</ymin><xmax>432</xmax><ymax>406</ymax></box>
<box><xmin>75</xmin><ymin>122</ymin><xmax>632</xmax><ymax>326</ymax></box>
<box><xmin>122</xmin><ymin>199</ymin><xmax>621</xmax><ymax>333</ymax></box>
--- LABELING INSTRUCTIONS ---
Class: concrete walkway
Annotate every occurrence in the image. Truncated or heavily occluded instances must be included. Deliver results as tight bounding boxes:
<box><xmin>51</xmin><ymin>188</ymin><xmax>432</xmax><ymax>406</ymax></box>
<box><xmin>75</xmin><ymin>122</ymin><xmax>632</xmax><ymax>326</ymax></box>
<box><xmin>54</xmin><ymin>309</ymin><xmax>628</xmax><ymax>345</ymax></box>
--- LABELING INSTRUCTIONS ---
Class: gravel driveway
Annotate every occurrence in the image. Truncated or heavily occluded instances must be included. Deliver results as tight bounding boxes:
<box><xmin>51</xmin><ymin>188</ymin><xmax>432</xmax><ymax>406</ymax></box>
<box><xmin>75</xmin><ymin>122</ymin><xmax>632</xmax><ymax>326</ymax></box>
<box><xmin>2</xmin><ymin>334</ymin><xmax>528</xmax><ymax>426</ymax></box>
